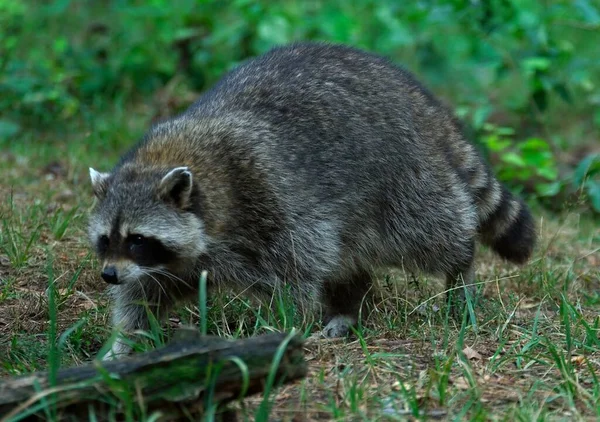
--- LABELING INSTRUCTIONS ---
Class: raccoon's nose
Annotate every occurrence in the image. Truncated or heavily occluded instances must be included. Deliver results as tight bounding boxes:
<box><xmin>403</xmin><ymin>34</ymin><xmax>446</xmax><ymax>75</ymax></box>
<box><xmin>101</xmin><ymin>266</ymin><xmax>119</xmax><ymax>284</ymax></box>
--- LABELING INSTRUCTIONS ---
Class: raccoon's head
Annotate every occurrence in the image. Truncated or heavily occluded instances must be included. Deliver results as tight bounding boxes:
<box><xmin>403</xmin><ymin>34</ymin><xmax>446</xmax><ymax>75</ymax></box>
<box><xmin>87</xmin><ymin>166</ymin><xmax>208</xmax><ymax>286</ymax></box>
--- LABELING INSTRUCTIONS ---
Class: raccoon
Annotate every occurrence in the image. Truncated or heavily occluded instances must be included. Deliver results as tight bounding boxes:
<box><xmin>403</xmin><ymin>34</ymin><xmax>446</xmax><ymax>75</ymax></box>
<box><xmin>88</xmin><ymin>42</ymin><xmax>536</xmax><ymax>360</ymax></box>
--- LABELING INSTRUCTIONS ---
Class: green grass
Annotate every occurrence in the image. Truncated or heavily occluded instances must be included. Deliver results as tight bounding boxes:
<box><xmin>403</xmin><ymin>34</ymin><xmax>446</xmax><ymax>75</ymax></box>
<box><xmin>1</xmin><ymin>73</ymin><xmax>599</xmax><ymax>422</ymax></box>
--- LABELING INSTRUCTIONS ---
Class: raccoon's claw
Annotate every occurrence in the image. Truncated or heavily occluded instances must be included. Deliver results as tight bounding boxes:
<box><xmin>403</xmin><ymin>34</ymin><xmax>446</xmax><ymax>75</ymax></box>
<box><xmin>322</xmin><ymin>315</ymin><xmax>356</xmax><ymax>338</ymax></box>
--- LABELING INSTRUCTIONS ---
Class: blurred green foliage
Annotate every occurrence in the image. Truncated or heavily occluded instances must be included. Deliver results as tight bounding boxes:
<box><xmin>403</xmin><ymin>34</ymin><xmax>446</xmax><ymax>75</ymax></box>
<box><xmin>1</xmin><ymin>0</ymin><xmax>599</xmax><ymax>213</ymax></box>
<box><xmin>480</xmin><ymin>125</ymin><xmax>559</xmax><ymax>196</ymax></box>
<box><xmin>573</xmin><ymin>153</ymin><xmax>600</xmax><ymax>213</ymax></box>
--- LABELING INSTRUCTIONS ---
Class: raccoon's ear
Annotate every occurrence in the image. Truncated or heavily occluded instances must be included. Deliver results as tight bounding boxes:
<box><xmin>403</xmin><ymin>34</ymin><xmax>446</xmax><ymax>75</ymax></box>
<box><xmin>158</xmin><ymin>166</ymin><xmax>193</xmax><ymax>208</ymax></box>
<box><xmin>89</xmin><ymin>168</ymin><xmax>110</xmax><ymax>199</ymax></box>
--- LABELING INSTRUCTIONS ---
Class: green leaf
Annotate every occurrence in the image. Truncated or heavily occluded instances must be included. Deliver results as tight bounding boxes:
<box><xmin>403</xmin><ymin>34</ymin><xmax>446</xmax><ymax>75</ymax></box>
<box><xmin>574</xmin><ymin>154</ymin><xmax>600</xmax><ymax>186</ymax></box>
<box><xmin>522</xmin><ymin>57</ymin><xmax>551</xmax><ymax>73</ymax></box>
<box><xmin>501</xmin><ymin>152</ymin><xmax>527</xmax><ymax>167</ymax></box>
<box><xmin>536</xmin><ymin>166</ymin><xmax>558</xmax><ymax>181</ymax></box>
<box><xmin>257</xmin><ymin>15</ymin><xmax>292</xmax><ymax>46</ymax></box>
<box><xmin>521</xmin><ymin>150</ymin><xmax>551</xmax><ymax>167</ymax></box>
<box><xmin>520</xmin><ymin>137</ymin><xmax>550</xmax><ymax>151</ymax></box>
<box><xmin>173</xmin><ymin>27</ymin><xmax>202</xmax><ymax>42</ymax></box>
<box><xmin>495</xmin><ymin>127</ymin><xmax>516</xmax><ymax>136</ymax></box>
<box><xmin>483</xmin><ymin>136</ymin><xmax>512</xmax><ymax>152</ymax></box>
<box><xmin>472</xmin><ymin>106</ymin><xmax>492</xmax><ymax>130</ymax></box>
<box><xmin>575</xmin><ymin>0</ymin><xmax>600</xmax><ymax>24</ymax></box>
<box><xmin>536</xmin><ymin>181</ymin><xmax>562</xmax><ymax>197</ymax></box>
<box><xmin>585</xmin><ymin>181</ymin><xmax>600</xmax><ymax>213</ymax></box>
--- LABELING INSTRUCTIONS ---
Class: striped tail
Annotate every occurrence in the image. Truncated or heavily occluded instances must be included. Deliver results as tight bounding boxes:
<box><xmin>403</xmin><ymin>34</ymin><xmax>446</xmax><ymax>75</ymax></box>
<box><xmin>476</xmin><ymin>178</ymin><xmax>536</xmax><ymax>264</ymax></box>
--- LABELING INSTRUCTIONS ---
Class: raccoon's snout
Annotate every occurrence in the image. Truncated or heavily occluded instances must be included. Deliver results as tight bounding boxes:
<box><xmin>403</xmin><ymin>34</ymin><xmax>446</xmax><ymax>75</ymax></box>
<box><xmin>101</xmin><ymin>266</ymin><xmax>120</xmax><ymax>285</ymax></box>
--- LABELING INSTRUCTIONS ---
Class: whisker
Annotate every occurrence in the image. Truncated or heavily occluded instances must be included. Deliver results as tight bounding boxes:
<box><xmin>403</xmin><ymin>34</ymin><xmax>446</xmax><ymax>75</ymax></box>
<box><xmin>134</xmin><ymin>277</ymin><xmax>148</xmax><ymax>302</ymax></box>
<box><xmin>138</xmin><ymin>268</ymin><xmax>168</xmax><ymax>298</ymax></box>
<box><xmin>147</xmin><ymin>268</ymin><xmax>195</xmax><ymax>290</ymax></box>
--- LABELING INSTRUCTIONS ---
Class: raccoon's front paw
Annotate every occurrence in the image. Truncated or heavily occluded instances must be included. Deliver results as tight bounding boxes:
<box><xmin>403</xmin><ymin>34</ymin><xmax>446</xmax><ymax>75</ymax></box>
<box><xmin>100</xmin><ymin>338</ymin><xmax>132</xmax><ymax>361</ymax></box>
<box><xmin>322</xmin><ymin>315</ymin><xmax>356</xmax><ymax>338</ymax></box>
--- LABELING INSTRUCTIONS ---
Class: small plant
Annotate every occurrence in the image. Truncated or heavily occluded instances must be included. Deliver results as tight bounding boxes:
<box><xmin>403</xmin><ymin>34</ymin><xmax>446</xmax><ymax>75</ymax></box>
<box><xmin>48</xmin><ymin>206</ymin><xmax>79</xmax><ymax>241</ymax></box>
<box><xmin>0</xmin><ymin>197</ymin><xmax>43</xmax><ymax>268</ymax></box>
<box><xmin>479</xmin><ymin>123</ymin><xmax>559</xmax><ymax>197</ymax></box>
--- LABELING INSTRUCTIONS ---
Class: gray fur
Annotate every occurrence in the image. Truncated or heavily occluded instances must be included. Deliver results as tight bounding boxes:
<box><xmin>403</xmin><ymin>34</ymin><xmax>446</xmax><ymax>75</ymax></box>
<box><xmin>88</xmin><ymin>42</ymin><xmax>536</xmax><ymax>359</ymax></box>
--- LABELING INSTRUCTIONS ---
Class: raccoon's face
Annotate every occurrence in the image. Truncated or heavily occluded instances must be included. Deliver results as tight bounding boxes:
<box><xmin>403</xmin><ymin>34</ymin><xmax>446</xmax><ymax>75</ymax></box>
<box><xmin>87</xmin><ymin>166</ymin><xmax>208</xmax><ymax>285</ymax></box>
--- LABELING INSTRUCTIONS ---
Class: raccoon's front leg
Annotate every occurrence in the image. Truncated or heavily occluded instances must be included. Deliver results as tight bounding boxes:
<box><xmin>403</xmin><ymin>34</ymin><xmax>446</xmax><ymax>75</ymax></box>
<box><xmin>101</xmin><ymin>283</ymin><xmax>168</xmax><ymax>361</ymax></box>
<box><xmin>321</xmin><ymin>270</ymin><xmax>373</xmax><ymax>338</ymax></box>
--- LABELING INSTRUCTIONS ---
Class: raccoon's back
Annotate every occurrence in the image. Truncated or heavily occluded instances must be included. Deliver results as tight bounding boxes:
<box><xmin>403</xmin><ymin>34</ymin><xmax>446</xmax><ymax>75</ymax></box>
<box><xmin>187</xmin><ymin>43</ymin><xmax>462</xmax><ymax>201</ymax></box>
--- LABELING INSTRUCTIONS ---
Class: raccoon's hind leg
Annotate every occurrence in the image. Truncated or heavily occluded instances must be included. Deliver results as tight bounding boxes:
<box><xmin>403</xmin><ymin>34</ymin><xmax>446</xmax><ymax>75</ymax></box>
<box><xmin>445</xmin><ymin>241</ymin><xmax>477</xmax><ymax>320</ymax></box>
<box><xmin>321</xmin><ymin>269</ymin><xmax>373</xmax><ymax>338</ymax></box>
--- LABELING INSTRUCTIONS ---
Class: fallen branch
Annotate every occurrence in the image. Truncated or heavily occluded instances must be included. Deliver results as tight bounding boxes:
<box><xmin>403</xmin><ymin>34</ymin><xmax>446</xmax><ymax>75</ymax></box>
<box><xmin>0</xmin><ymin>330</ymin><xmax>307</xmax><ymax>421</ymax></box>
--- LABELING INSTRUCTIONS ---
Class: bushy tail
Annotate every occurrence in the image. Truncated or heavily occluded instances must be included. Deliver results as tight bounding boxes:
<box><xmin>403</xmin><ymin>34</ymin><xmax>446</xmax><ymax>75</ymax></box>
<box><xmin>477</xmin><ymin>180</ymin><xmax>536</xmax><ymax>264</ymax></box>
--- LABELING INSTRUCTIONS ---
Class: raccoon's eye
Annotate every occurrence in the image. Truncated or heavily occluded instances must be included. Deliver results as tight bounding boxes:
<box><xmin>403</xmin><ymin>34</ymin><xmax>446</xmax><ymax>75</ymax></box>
<box><xmin>127</xmin><ymin>234</ymin><xmax>146</xmax><ymax>249</ymax></box>
<box><xmin>98</xmin><ymin>235</ymin><xmax>109</xmax><ymax>254</ymax></box>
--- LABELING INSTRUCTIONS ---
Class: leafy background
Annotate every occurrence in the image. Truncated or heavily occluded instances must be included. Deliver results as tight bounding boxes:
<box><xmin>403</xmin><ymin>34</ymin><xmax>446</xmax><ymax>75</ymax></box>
<box><xmin>1</xmin><ymin>0</ymin><xmax>599</xmax><ymax>212</ymax></box>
